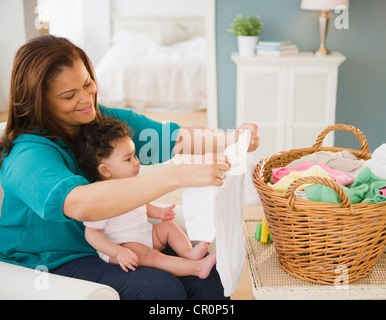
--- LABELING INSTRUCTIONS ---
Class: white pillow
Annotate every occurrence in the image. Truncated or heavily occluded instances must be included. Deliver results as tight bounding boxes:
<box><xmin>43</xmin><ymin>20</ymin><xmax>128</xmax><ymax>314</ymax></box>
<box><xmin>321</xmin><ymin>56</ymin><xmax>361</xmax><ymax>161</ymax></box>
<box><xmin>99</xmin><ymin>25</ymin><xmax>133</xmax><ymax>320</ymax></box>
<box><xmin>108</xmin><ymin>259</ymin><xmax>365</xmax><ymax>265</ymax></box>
<box><xmin>147</xmin><ymin>23</ymin><xmax>191</xmax><ymax>46</ymax></box>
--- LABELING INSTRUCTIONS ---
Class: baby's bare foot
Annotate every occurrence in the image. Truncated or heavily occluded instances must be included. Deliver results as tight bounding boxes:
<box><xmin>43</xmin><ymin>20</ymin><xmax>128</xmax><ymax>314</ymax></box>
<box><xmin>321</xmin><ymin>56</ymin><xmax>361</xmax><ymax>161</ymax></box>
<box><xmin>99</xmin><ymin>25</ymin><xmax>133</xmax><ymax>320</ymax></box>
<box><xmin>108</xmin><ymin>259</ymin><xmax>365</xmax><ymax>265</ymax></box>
<box><xmin>187</xmin><ymin>241</ymin><xmax>210</xmax><ymax>260</ymax></box>
<box><xmin>196</xmin><ymin>252</ymin><xmax>216</xmax><ymax>279</ymax></box>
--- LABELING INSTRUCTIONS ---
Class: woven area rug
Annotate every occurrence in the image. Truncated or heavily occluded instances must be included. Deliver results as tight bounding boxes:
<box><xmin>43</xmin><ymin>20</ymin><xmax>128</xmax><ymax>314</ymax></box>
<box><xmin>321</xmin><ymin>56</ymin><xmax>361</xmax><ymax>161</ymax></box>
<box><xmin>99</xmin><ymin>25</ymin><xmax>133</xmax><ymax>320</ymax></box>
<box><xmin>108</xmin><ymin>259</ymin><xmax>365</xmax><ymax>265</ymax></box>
<box><xmin>244</xmin><ymin>219</ymin><xmax>386</xmax><ymax>300</ymax></box>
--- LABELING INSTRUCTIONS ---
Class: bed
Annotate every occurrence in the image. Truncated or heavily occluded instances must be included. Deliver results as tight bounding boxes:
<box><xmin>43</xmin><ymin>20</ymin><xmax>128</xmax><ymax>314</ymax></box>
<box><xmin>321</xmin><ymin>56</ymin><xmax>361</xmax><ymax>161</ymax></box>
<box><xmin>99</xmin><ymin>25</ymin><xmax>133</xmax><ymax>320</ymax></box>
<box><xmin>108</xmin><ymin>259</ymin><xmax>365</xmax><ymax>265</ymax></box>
<box><xmin>96</xmin><ymin>15</ymin><xmax>207</xmax><ymax>112</ymax></box>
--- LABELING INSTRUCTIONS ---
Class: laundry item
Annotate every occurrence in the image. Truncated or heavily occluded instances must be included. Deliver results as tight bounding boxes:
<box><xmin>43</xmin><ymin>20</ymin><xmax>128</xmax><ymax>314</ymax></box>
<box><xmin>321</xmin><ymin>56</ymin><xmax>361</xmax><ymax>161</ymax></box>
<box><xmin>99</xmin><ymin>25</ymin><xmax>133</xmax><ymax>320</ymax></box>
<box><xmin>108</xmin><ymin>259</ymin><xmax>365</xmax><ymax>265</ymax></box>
<box><xmin>272</xmin><ymin>161</ymin><xmax>354</xmax><ymax>186</ymax></box>
<box><xmin>305</xmin><ymin>167</ymin><xmax>386</xmax><ymax>204</ymax></box>
<box><xmin>182</xmin><ymin>130</ymin><xmax>251</xmax><ymax>296</ymax></box>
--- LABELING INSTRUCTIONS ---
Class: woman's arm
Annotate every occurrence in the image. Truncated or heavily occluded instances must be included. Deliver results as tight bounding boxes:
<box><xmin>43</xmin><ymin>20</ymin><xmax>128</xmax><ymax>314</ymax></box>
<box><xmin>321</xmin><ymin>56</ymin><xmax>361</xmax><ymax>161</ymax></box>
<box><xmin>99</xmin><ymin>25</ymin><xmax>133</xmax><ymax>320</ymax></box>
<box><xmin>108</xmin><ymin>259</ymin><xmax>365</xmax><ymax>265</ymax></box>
<box><xmin>64</xmin><ymin>158</ymin><xmax>230</xmax><ymax>222</ymax></box>
<box><xmin>173</xmin><ymin>123</ymin><xmax>259</xmax><ymax>155</ymax></box>
<box><xmin>64</xmin><ymin>122</ymin><xmax>257</xmax><ymax>222</ymax></box>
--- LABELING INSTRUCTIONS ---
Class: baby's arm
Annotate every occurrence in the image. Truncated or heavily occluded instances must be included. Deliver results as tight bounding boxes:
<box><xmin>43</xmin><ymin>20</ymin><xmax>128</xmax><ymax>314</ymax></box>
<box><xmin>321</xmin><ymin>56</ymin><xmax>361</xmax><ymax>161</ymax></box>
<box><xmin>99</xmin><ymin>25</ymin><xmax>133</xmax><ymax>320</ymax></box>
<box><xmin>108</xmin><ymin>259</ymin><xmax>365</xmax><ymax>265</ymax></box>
<box><xmin>84</xmin><ymin>227</ymin><xmax>138</xmax><ymax>272</ymax></box>
<box><xmin>146</xmin><ymin>203</ymin><xmax>176</xmax><ymax>221</ymax></box>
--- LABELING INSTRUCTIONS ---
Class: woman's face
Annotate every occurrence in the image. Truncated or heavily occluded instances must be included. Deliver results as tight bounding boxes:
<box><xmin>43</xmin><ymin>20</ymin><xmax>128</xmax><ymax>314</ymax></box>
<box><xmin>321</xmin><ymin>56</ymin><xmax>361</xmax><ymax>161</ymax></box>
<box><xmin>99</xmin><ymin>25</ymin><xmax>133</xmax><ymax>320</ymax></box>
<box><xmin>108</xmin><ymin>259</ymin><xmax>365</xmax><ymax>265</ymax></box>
<box><xmin>45</xmin><ymin>58</ymin><xmax>97</xmax><ymax>136</ymax></box>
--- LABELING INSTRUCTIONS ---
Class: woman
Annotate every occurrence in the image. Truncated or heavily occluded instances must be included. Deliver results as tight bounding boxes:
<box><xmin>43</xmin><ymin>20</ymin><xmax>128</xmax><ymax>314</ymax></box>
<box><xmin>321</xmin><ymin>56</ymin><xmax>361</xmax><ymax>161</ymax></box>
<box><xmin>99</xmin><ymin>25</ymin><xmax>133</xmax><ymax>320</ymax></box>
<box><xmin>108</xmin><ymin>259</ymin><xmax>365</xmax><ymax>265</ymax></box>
<box><xmin>0</xmin><ymin>35</ymin><xmax>259</xmax><ymax>300</ymax></box>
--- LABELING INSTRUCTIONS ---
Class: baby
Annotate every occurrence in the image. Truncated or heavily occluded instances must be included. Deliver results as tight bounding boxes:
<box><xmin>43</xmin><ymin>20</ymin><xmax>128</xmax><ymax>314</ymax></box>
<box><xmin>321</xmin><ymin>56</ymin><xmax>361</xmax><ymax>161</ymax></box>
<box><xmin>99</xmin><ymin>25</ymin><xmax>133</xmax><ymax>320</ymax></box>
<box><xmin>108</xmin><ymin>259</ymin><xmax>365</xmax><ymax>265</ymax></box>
<box><xmin>74</xmin><ymin>116</ymin><xmax>216</xmax><ymax>279</ymax></box>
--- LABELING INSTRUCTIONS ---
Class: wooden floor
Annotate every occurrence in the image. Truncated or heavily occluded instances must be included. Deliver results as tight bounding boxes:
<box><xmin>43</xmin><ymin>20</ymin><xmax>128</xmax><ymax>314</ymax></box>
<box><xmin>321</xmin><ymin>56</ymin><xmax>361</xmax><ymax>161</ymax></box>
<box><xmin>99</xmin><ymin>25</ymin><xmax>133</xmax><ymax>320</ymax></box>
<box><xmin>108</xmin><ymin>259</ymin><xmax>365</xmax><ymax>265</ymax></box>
<box><xmin>0</xmin><ymin>111</ymin><xmax>8</xmax><ymax>122</ymax></box>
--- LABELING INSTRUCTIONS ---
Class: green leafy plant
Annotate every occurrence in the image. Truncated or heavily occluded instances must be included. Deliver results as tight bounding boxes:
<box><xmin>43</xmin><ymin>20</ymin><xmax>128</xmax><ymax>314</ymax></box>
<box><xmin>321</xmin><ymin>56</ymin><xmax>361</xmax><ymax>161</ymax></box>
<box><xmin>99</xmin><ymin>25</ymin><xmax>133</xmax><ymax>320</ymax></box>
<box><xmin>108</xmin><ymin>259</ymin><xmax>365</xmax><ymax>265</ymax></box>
<box><xmin>228</xmin><ymin>14</ymin><xmax>264</xmax><ymax>36</ymax></box>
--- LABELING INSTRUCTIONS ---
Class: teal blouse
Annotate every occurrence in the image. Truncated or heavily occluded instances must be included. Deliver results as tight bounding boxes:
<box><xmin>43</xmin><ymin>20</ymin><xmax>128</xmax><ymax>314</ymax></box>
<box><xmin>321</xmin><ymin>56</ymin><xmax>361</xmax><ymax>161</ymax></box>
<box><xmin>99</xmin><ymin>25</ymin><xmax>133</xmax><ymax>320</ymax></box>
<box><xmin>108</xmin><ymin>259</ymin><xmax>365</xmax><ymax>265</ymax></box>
<box><xmin>0</xmin><ymin>105</ymin><xmax>180</xmax><ymax>270</ymax></box>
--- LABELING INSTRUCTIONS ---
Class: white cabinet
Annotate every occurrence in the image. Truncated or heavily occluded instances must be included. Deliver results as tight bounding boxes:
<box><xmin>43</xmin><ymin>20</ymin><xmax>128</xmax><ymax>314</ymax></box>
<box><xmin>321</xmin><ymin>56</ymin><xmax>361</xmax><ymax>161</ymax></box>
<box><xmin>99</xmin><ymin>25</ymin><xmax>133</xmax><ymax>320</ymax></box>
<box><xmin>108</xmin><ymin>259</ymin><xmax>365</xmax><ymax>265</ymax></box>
<box><xmin>231</xmin><ymin>52</ymin><xmax>346</xmax><ymax>159</ymax></box>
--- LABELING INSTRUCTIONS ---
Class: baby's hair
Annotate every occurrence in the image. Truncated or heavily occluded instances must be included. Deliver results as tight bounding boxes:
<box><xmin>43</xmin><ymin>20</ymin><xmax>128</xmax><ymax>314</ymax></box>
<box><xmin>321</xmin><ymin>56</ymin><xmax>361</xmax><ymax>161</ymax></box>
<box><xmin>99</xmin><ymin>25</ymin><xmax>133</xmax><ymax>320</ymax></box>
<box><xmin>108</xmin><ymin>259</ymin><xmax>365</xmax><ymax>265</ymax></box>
<box><xmin>74</xmin><ymin>116</ymin><xmax>133</xmax><ymax>181</ymax></box>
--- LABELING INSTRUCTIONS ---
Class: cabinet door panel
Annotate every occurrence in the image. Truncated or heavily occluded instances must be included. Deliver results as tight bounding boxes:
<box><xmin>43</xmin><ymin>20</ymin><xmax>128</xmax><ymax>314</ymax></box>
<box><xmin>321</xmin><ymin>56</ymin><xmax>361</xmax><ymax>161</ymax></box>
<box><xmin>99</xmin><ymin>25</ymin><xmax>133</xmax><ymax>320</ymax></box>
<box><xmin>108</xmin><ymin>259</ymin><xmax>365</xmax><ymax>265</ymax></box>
<box><xmin>291</xmin><ymin>126</ymin><xmax>328</xmax><ymax>149</ymax></box>
<box><xmin>244</xmin><ymin>72</ymin><xmax>279</xmax><ymax>123</ymax></box>
<box><xmin>236</xmin><ymin>66</ymin><xmax>287</xmax><ymax>159</ymax></box>
<box><xmin>286</xmin><ymin>67</ymin><xmax>335</xmax><ymax>148</ymax></box>
<box><xmin>255</xmin><ymin>127</ymin><xmax>285</xmax><ymax>159</ymax></box>
<box><xmin>237</xmin><ymin>66</ymin><xmax>286</xmax><ymax>127</ymax></box>
<box><xmin>292</xmin><ymin>72</ymin><xmax>329</xmax><ymax>123</ymax></box>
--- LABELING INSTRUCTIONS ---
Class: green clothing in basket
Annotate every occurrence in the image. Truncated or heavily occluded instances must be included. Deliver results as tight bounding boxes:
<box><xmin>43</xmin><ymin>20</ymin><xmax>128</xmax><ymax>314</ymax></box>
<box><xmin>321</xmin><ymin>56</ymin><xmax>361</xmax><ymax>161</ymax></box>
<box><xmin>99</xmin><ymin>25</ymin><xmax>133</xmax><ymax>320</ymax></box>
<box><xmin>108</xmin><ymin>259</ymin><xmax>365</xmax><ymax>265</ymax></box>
<box><xmin>305</xmin><ymin>167</ymin><xmax>386</xmax><ymax>204</ymax></box>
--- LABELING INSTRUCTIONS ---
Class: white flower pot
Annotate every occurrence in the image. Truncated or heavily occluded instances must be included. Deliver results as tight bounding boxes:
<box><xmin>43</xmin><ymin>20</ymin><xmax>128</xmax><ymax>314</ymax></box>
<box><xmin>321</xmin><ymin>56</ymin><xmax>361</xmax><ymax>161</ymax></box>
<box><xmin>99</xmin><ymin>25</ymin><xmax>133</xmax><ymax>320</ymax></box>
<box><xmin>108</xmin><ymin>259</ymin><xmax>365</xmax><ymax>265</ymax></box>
<box><xmin>237</xmin><ymin>36</ymin><xmax>258</xmax><ymax>56</ymax></box>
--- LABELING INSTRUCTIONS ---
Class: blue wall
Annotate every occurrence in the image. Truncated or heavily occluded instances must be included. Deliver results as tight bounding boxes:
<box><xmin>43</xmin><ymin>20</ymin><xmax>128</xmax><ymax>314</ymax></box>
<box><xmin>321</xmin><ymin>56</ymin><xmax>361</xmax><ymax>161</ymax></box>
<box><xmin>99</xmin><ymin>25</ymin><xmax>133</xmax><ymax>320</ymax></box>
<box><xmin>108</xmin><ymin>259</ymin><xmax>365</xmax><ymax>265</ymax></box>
<box><xmin>216</xmin><ymin>0</ymin><xmax>386</xmax><ymax>152</ymax></box>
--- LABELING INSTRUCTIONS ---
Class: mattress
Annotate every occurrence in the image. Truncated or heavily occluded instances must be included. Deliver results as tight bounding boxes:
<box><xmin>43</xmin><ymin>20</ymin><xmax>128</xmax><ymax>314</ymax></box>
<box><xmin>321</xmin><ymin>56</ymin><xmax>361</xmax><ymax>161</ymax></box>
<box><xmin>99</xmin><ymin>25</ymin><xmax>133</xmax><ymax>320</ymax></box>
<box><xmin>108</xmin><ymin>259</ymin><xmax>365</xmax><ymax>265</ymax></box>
<box><xmin>96</xmin><ymin>30</ymin><xmax>207</xmax><ymax>112</ymax></box>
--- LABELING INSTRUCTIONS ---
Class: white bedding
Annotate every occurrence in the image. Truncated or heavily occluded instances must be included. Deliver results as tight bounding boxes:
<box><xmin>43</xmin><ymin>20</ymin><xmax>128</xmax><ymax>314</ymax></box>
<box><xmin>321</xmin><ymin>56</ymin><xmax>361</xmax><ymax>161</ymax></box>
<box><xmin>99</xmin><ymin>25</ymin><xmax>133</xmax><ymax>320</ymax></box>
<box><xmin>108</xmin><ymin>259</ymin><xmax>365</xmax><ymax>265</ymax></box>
<box><xmin>96</xmin><ymin>31</ymin><xmax>207</xmax><ymax>112</ymax></box>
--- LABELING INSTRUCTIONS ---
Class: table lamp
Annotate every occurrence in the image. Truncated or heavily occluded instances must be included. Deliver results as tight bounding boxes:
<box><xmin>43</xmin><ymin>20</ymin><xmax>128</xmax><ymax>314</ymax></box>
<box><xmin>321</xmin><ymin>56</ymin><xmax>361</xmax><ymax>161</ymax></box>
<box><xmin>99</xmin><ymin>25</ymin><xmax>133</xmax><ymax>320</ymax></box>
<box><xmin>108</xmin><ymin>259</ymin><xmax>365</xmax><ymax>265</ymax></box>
<box><xmin>301</xmin><ymin>0</ymin><xmax>350</xmax><ymax>56</ymax></box>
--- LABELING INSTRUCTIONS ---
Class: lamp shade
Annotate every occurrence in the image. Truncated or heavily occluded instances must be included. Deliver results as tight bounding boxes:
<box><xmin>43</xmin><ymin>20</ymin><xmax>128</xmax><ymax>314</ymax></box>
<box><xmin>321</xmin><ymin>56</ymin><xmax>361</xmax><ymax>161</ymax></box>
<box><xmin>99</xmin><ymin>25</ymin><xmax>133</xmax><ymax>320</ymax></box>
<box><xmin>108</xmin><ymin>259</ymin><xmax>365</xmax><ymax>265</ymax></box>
<box><xmin>301</xmin><ymin>0</ymin><xmax>349</xmax><ymax>10</ymax></box>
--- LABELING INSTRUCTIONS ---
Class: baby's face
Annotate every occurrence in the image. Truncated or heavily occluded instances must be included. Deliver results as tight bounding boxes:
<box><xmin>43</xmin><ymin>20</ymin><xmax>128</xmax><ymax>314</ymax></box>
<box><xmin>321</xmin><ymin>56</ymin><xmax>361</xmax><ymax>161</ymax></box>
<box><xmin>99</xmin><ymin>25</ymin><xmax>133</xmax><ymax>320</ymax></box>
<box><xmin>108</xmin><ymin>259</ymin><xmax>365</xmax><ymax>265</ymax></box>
<box><xmin>101</xmin><ymin>136</ymin><xmax>140</xmax><ymax>179</ymax></box>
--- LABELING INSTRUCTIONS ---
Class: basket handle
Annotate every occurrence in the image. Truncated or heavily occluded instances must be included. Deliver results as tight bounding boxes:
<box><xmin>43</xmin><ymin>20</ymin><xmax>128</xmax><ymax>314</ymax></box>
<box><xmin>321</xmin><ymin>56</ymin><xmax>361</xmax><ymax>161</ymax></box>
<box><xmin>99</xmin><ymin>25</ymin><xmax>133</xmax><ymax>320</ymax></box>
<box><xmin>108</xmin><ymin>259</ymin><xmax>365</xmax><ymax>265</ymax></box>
<box><xmin>312</xmin><ymin>124</ymin><xmax>369</xmax><ymax>159</ymax></box>
<box><xmin>284</xmin><ymin>176</ymin><xmax>353</xmax><ymax>213</ymax></box>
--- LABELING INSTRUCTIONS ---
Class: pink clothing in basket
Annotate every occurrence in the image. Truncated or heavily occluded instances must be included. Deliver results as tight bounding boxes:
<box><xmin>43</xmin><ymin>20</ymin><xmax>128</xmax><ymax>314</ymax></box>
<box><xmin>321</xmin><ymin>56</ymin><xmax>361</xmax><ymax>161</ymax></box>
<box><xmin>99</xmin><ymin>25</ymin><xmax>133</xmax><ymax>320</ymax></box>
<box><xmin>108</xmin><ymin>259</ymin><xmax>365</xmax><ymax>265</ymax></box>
<box><xmin>272</xmin><ymin>161</ymin><xmax>354</xmax><ymax>186</ymax></box>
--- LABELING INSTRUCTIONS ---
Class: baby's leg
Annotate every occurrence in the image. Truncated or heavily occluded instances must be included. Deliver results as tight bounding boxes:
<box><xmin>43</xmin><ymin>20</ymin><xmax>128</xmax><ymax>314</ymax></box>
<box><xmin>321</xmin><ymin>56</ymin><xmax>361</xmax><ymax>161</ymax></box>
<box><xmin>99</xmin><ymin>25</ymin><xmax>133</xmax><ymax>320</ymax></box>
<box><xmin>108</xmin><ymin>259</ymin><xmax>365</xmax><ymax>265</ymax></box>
<box><xmin>122</xmin><ymin>242</ymin><xmax>216</xmax><ymax>279</ymax></box>
<box><xmin>152</xmin><ymin>221</ymin><xmax>209</xmax><ymax>260</ymax></box>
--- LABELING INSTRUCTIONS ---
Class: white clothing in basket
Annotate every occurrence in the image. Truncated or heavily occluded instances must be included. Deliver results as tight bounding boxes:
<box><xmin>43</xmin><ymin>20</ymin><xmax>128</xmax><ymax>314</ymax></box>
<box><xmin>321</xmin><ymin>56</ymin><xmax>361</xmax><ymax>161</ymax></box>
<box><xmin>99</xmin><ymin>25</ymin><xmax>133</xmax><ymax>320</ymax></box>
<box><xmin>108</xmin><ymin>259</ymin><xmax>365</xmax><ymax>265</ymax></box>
<box><xmin>359</xmin><ymin>144</ymin><xmax>386</xmax><ymax>179</ymax></box>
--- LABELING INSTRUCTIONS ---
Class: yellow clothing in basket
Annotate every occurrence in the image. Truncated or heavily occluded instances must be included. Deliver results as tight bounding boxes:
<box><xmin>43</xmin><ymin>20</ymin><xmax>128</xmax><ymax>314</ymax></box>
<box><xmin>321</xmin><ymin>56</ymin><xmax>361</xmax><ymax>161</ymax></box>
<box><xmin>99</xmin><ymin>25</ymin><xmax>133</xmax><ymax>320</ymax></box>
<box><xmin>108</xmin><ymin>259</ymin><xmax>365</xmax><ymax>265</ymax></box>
<box><xmin>268</xmin><ymin>165</ymin><xmax>332</xmax><ymax>194</ymax></box>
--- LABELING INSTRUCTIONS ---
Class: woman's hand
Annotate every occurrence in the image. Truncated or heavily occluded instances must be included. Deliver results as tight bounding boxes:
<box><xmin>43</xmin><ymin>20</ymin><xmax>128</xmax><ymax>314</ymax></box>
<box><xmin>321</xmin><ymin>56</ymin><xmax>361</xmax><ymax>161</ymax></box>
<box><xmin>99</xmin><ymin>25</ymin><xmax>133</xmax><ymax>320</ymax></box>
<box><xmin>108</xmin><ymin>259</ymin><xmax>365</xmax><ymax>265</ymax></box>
<box><xmin>174</xmin><ymin>124</ymin><xmax>259</xmax><ymax>155</ymax></box>
<box><xmin>177</xmin><ymin>153</ymin><xmax>231</xmax><ymax>187</ymax></box>
<box><xmin>236</xmin><ymin>123</ymin><xmax>259</xmax><ymax>152</ymax></box>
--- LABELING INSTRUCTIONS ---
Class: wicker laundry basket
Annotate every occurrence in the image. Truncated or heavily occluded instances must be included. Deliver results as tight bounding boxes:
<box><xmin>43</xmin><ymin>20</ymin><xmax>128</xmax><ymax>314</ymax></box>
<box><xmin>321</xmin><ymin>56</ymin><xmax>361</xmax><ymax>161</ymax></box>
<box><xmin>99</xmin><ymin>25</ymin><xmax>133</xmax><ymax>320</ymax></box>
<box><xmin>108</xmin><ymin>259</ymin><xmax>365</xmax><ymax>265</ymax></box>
<box><xmin>253</xmin><ymin>124</ymin><xmax>386</xmax><ymax>285</ymax></box>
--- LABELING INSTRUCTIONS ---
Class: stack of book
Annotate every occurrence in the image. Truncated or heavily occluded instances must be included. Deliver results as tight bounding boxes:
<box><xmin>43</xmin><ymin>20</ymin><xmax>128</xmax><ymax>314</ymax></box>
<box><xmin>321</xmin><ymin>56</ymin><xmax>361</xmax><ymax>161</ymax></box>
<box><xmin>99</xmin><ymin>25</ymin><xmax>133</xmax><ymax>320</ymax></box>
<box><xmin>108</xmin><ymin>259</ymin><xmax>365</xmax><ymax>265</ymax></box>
<box><xmin>256</xmin><ymin>40</ymin><xmax>299</xmax><ymax>56</ymax></box>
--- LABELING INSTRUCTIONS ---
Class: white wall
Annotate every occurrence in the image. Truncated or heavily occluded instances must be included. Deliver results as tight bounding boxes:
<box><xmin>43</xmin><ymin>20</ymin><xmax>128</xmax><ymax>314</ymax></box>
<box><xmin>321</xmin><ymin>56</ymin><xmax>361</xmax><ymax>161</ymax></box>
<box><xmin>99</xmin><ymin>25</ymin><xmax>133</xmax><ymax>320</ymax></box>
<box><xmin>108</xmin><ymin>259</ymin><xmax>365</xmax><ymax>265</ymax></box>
<box><xmin>38</xmin><ymin>0</ymin><xmax>84</xmax><ymax>47</ymax></box>
<box><xmin>82</xmin><ymin>0</ymin><xmax>111</xmax><ymax>66</ymax></box>
<box><xmin>0</xmin><ymin>0</ymin><xmax>27</xmax><ymax>111</ymax></box>
<box><xmin>37</xmin><ymin>0</ymin><xmax>110</xmax><ymax>66</ymax></box>
<box><xmin>23</xmin><ymin>0</ymin><xmax>40</xmax><ymax>40</ymax></box>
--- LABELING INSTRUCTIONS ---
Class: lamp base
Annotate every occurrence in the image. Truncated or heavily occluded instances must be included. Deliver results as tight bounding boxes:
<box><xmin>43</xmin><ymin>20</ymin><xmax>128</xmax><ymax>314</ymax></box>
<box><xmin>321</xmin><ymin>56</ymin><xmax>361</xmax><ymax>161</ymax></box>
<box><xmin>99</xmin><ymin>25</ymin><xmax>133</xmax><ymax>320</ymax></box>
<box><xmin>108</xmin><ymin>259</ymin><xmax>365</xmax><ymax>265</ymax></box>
<box><xmin>315</xmin><ymin>48</ymin><xmax>330</xmax><ymax>56</ymax></box>
<box><xmin>315</xmin><ymin>10</ymin><xmax>331</xmax><ymax>56</ymax></box>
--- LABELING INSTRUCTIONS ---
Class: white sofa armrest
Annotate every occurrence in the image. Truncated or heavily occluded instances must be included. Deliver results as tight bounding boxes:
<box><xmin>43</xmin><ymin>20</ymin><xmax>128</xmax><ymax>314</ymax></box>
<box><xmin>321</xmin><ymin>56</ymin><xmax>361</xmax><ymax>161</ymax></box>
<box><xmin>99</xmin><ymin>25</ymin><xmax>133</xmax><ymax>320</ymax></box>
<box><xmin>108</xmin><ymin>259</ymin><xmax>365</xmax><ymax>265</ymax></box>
<box><xmin>0</xmin><ymin>261</ymin><xmax>119</xmax><ymax>300</ymax></box>
<box><xmin>0</xmin><ymin>203</ymin><xmax>184</xmax><ymax>300</ymax></box>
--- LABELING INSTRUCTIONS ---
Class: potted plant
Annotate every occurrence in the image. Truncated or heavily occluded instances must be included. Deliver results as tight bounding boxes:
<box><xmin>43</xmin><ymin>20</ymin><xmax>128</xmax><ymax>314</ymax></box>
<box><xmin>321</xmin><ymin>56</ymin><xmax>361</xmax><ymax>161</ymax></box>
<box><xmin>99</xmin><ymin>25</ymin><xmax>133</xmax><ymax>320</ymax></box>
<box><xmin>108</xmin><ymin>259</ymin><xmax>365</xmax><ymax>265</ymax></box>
<box><xmin>228</xmin><ymin>14</ymin><xmax>264</xmax><ymax>56</ymax></box>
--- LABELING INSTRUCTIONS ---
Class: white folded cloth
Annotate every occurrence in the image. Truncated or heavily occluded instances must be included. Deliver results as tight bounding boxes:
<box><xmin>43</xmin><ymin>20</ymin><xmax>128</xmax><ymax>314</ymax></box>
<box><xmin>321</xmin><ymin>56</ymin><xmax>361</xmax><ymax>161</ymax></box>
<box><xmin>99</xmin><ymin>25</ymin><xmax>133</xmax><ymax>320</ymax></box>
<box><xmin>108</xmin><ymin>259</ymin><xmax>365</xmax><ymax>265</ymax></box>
<box><xmin>182</xmin><ymin>130</ymin><xmax>251</xmax><ymax>296</ymax></box>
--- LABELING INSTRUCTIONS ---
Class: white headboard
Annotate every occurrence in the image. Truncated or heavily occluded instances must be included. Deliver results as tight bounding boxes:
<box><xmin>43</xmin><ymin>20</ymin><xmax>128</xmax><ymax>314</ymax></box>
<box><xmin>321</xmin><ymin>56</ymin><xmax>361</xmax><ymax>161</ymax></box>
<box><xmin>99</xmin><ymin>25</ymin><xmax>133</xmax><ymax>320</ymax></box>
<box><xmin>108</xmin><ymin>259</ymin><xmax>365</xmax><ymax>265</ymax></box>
<box><xmin>111</xmin><ymin>14</ymin><xmax>205</xmax><ymax>37</ymax></box>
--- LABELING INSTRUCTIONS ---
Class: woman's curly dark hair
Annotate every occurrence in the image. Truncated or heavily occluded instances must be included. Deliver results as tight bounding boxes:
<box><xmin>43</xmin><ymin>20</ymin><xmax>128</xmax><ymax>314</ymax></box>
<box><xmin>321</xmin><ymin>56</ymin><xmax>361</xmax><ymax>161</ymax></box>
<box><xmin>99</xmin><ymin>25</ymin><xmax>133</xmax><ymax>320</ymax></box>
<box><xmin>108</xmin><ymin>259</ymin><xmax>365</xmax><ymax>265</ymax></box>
<box><xmin>73</xmin><ymin>116</ymin><xmax>133</xmax><ymax>181</ymax></box>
